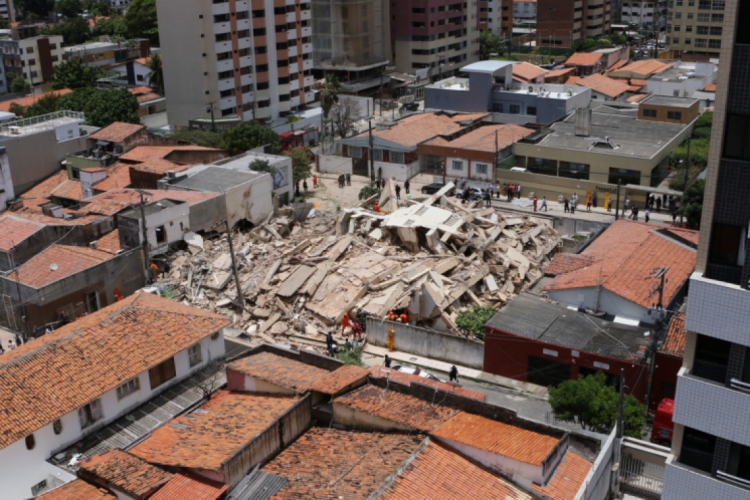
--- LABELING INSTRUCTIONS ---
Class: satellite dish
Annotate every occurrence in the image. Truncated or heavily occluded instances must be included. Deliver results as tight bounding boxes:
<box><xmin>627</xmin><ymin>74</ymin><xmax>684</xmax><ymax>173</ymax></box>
<box><xmin>50</xmin><ymin>263</ymin><xmax>58</xmax><ymax>271</ymax></box>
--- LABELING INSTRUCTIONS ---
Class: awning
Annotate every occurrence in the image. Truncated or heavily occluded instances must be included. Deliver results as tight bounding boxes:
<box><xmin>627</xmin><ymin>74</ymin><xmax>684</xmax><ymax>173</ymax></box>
<box><xmin>624</xmin><ymin>184</ymin><xmax>682</xmax><ymax>196</ymax></box>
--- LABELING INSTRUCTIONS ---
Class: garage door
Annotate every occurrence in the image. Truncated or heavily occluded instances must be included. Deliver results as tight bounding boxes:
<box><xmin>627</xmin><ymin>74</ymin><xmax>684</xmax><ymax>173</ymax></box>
<box><xmin>528</xmin><ymin>355</ymin><xmax>572</xmax><ymax>387</ymax></box>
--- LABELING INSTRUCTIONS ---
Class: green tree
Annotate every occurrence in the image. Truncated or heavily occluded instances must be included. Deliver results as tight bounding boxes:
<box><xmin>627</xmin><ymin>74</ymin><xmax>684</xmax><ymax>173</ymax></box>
<box><xmin>88</xmin><ymin>1</ymin><xmax>110</xmax><ymax>16</ymax></box>
<box><xmin>286</xmin><ymin>146</ymin><xmax>312</xmax><ymax>192</ymax></box>
<box><xmin>83</xmin><ymin>87</ymin><xmax>140</xmax><ymax>127</ymax></box>
<box><xmin>320</xmin><ymin>74</ymin><xmax>340</xmax><ymax>122</ymax></box>
<box><xmin>359</xmin><ymin>181</ymin><xmax>379</xmax><ymax>200</ymax></box>
<box><xmin>0</xmin><ymin>17</ymin><xmax>9</xmax><ymax>29</ymax></box>
<box><xmin>91</xmin><ymin>15</ymin><xmax>128</xmax><ymax>38</ymax></box>
<box><xmin>147</xmin><ymin>52</ymin><xmax>164</xmax><ymax>94</ymax></box>
<box><xmin>9</xmin><ymin>74</ymin><xmax>31</xmax><ymax>93</ymax></box>
<box><xmin>44</xmin><ymin>16</ymin><xmax>90</xmax><ymax>45</ymax></box>
<box><xmin>572</xmin><ymin>38</ymin><xmax>600</xmax><ymax>53</ymax></box>
<box><xmin>52</xmin><ymin>58</ymin><xmax>103</xmax><ymax>89</ymax></box>
<box><xmin>56</xmin><ymin>0</ymin><xmax>83</xmax><ymax>17</ymax></box>
<box><xmin>24</xmin><ymin>93</ymin><xmax>61</xmax><ymax>117</ymax></box>
<box><xmin>456</xmin><ymin>305</ymin><xmax>496</xmax><ymax>340</ymax></box>
<box><xmin>15</xmin><ymin>0</ymin><xmax>54</xmax><ymax>17</ymax></box>
<box><xmin>679</xmin><ymin>179</ymin><xmax>704</xmax><ymax>229</ymax></box>
<box><xmin>335</xmin><ymin>345</ymin><xmax>364</xmax><ymax>367</ymax></box>
<box><xmin>480</xmin><ymin>30</ymin><xmax>504</xmax><ymax>60</ymax></box>
<box><xmin>125</xmin><ymin>0</ymin><xmax>158</xmax><ymax>45</ymax></box>
<box><xmin>167</xmin><ymin>129</ymin><xmax>225</xmax><ymax>149</ymax></box>
<box><xmin>56</xmin><ymin>86</ymin><xmax>97</xmax><ymax>112</ymax></box>
<box><xmin>8</xmin><ymin>102</ymin><xmax>26</xmax><ymax>116</ymax></box>
<box><xmin>221</xmin><ymin>121</ymin><xmax>280</xmax><ymax>154</ymax></box>
<box><xmin>249</xmin><ymin>158</ymin><xmax>277</xmax><ymax>175</ymax></box>
<box><xmin>548</xmin><ymin>372</ymin><xmax>646</xmax><ymax>437</ymax></box>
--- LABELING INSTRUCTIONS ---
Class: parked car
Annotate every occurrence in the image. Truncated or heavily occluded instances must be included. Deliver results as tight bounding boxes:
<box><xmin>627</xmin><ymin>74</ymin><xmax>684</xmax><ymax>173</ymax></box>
<box><xmin>455</xmin><ymin>187</ymin><xmax>484</xmax><ymax>201</ymax></box>
<box><xmin>392</xmin><ymin>365</ymin><xmax>442</xmax><ymax>382</ymax></box>
<box><xmin>421</xmin><ymin>182</ymin><xmax>447</xmax><ymax>195</ymax></box>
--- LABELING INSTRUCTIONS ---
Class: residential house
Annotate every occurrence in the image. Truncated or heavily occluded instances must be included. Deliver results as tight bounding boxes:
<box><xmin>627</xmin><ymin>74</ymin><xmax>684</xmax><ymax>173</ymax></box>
<box><xmin>608</xmin><ymin>59</ymin><xmax>675</xmax><ymax>80</ymax></box>
<box><xmin>592</xmin><ymin>46</ymin><xmax>630</xmax><ymax>69</ymax></box>
<box><xmin>692</xmin><ymin>82</ymin><xmax>716</xmax><ymax>109</ymax></box>
<box><xmin>76</xmin><ymin>450</ymin><xmax>173</xmax><ymax>500</ymax></box>
<box><xmin>576</xmin><ymin>73</ymin><xmax>632</xmax><ymax>101</ymax></box>
<box><xmin>543</xmin><ymin>220</ymin><xmax>698</xmax><ymax>325</ymax></box>
<box><xmin>643</xmin><ymin>60</ymin><xmax>718</xmax><ymax>99</ymax></box>
<box><xmin>339</xmin><ymin>111</ymin><xmax>488</xmax><ymax>181</ymax></box>
<box><xmin>544</xmin><ymin>67</ymin><xmax>576</xmax><ymax>84</ymax></box>
<box><xmin>0</xmin><ymin>240</ymin><xmax>144</xmax><ymax>331</ymax></box>
<box><xmin>512</xmin><ymin>61</ymin><xmax>548</xmax><ymax>84</ymax></box>
<box><xmin>0</xmin><ymin>294</ymin><xmax>228</xmax><ymax>499</ymax></box>
<box><xmin>149</xmin><ymin>473</ymin><xmax>227</xmax><ymax>500</ymax></box>
<box><xmin>564</xmin><ymin>52</ymin><xmax>606</xmax><ymax>76</ymax></box>
<box><xmin>63</xmin><ymin>39</ymin><xmax>150</xmax><ymax>68</ymax></box>
<box><xmin>128</xmin><ymin>85</ymin><xmax>167</xmax><ymax>121</ymax></box>
<box><xmin>36</xmin><ymin>480</ymin><xmax>115</xmax><ymax>499</ymax></box>
<box><xmin>418</xmin><ymin>123</ymin><xmax>534</xmax><ymax>182</ymax></box>
<box><xmin>118</xmin><ymin>199</ymin><xmax>190</xmax><ymax>256</ymax></box>
<box><xmin>106</xmin><ymin>57</ymin><xmax>153</xmax><ymax>86</ymax></box>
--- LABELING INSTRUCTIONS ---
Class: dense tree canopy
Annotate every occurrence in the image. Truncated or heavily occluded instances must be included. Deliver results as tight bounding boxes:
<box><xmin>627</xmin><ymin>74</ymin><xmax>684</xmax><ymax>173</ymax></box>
<box><xmin>57</xmin><ymin>87</ymin><xmax>140</xmax><ymax>127</ymax></box>
<box><xmin>221</xmin><ymin>121</ymin><xmax>280</xmax><ymax>154</ymax></box>
<box><xmin>91</xmin><ymin>15</ymin><xmax>128</xmax><ymax>38</ymax></box>
<box><xmin>680</xmin><ymin>179</ymin><xmax>705</xmax><ymax>230</ymax></box>
<box><xmin>52</xmin><ymin>58</ymin><xmax>103</xmax><ymax>89</ymax></box>
<box><xmin>56</xmin><ymin>0</ymin><xmax>83</xmax><ymax>17</ymax></box>
<box><xmin>125</xmin><ymin>0</ymin><xmax>158</xmax><ymax>45</ymax></box>
<box><xmin>44</xmin><ymin>16</ymin><xmax>90</xmax><ymax>45</ymax></box>
<box><xmin>479</xmin><ymin>30</ymin><xmax>505</xmax><ymax>60</ymax></box>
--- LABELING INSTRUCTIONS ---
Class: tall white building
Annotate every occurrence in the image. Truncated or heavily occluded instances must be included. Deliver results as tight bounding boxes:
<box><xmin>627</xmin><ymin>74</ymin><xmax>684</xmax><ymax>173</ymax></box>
<box><xmin>156</xmin><ymin>0</ymin><xmax>314</xmax><ymax>128</ymax></box>
<box><xmin>513</xmin><ymin>0</ymin><xmax>536</xmax><ymax>21</ymax></box>
<box><xmin>662</xmin><ymin>0</ymin><xmax>750</xmax><ymax>497</ymax></box>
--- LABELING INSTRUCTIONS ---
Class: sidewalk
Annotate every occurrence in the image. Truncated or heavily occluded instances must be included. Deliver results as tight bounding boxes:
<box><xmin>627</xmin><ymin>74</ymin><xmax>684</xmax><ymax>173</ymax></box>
<box><xmin>362</xmin><ymin>344</ymin><xmax>549</xmax><ymax>399</ymax></box>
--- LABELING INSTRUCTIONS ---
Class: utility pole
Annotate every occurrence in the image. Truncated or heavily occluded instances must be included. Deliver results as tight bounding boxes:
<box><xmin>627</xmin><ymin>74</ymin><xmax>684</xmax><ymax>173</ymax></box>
<box><xmin>218</xmin><ymin>219</ymin><xmax>244</xmax><ymax>306</ymax></box>
<box><xmin>611</xmin><ymin>367</ymin><xmax>625</xmax><ymax>496</ymax></box>
<box><xmin>680</xmin><ymin>138</ymin><xmax>691</xmax><ymax>225</ymax></box>
<box><xmin>137</xmin><ymin>190</ymin><xmax>150</xmax><ymax>282</ymax></box>
<box><xmin>615</xmin><ymin>178</ymin><xmax>621</xmax><ymax>220</ymax></box>
<box><xmin>368</xmin><ymin>118</ymin><xmax>375</xmax><ymax>182</ymax></box>
<box><xmin>9</xmin><ymin>244</ymin><xmax>27</xmax><ymax>336</ymax></box>
<box><xmin>644</xmin><ymin>266</ymin><xmax>668</xmax><ymax>411</ymax></box>
<box><xmin>207</xmin><ymin>102</ymin><xmax>217</xmax><ymax>133</ymax></box>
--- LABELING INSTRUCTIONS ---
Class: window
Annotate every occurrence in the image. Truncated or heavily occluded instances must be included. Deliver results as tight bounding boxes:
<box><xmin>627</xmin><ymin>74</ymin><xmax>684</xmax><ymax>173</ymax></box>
<box><xmin>708</xmin><ymin>39</ymin><xmax>721</xmax><ymax>48</ymax></box>
<box><xmin>686</xmin><ymin>25</ymin><xmax>693</xmax><ymax>32</ymax></box>
<box><xmin>667</xmin><ymin>111</ymin><xmax>682</xmax><ymax>121</ymax></box>
<box><xmin>78</xmin><ymin>399</ymin><xmax>103</xmax><ymax>429</ymax></box>
<box><xmin>53</xmin><ymin>419</ymin><xmax>62</xmax><ymax>435</ymax></box>
<box><xmin>452</xmin><ymin>160</ymin><xmax>464</xmax><ymax>171</ymax></box>
<box><xmin>643</xmin><ymin>108</ymin><xmax>657</xmax><ymax>118</ymax></box>
<box><xmin>681</xmin><ymin>427</ymin><xmax>716</xmax><ymax>473</ymax></box>
<box><xmin>527</xmin><ymin>106</ymin><xmax>537</xmax><ymax>115</ymax></box>
<box><xmin>116</xmin><ymin>377</ymin><xmax>140</xmax><ymax>399</ymax></box>
<box><xmin>475</xmin><ymin>163</ymin><xmax>488</xmax><ymax>174</ymax></box>
<box><xmin>412</xmin><ymin>7</ymin><xmax>425</xmax><ymax>13</ymax></box>
<box><xmin>693</xmin><ymin>333</ymin><xmax>731</xmax><ymax>382</ymax></box>
<box><xmin>673</xmin><ymin>25</ymin><xmax>681</xmax><ymax>32</ymax></box>
<box><xmin>348</xmin><ymin>146</ymin><xmax>362</xmax><ymax>158</ymax></box>
<box><xmin>493</xmin><ymin>103</ymin><xmax>504</xmax><ymax>112</ymax></box>
<box><xmin>695</xmin><ymin>38</ymin><xmax>707</xmax><ymax>47</ymax></box>
<box><xmin>25</xmin><ymin>434</ymin><xmax>35</xmax><ymax>450</ymax></box>
<box><xmin>685</xmin><ymin>38</ymin><xmax>692</xmax><ymax>44</ymax></box>
<box><xmin>696</xmin><ymin>25</ymin><xmax>708</xmax><ymax>34</ymax></box>
<box><xmin>712</xmin><ymin>0</ymin><xmax>724</xmax><ymax>9</ymax></box>
<box><xmin>188</xmin><ymin>344</ymin><xmax>202</xmax><ymax>367</ymax></box>
<box><xmin>723</xmin><ymin>114</ymin><xmax>750</xmax><ymax>160</ymax></box>
<box><xmin>26</xmin><ymin>47</ymin><xmax>33</xmax><ymax>54</ymax></box>
<box><xmin>148</xmin><ymin>357</ymin><xmax>176</xmax><ymax>390</ymax></box>
<box><xmin>697</xmin><ymin>12</ymin><xmax>709</xmax><ymax>21</ymax></box>
<box><xmin>708</xmin><ymin>223</ymin><xmax>745</xmax><ymax>267</ymax></box>
<box><xmin>509</xmin><ymin>104</ymin><xmax>521</xmax><ymax>114</ymax></box>
<box><xmin>211</xmin><ymin>331</ymin><xmax>220</xmax><ymax>341</ymax></box>
<box><xmin>390</xmin><ymin>152</ymin><xmax>405</xmax><ymax>164</ymax></box>
<box><xmin>608</xmin><ymin>167</ymin><xmax>640</xmax><ymax>185</ymax></box>
<box><xmin>372</xmin><ymin>149</ymin><xmax>383</xmax><ymax>161</ymax></box>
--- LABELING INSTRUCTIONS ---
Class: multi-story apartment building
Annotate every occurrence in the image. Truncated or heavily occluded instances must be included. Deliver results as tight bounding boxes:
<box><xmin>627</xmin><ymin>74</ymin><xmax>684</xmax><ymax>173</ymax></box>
<box><xmin>0</xmin><ymin>0</ymin><xmax>14</xmax><ymax>22</ymax></box>
<box><xmin>661</xmin><ymin>0</ymin><xmax>750</xmax><ymax>497</ymax></box>
<box><xmin>391</xmin><ymin>0</ymin><xmax>481</xmax><ymax>81</ymax></box>
<box><xmin>481</xmin><ymin>0</ymin><xmax>513</xmax><ymax>38</ymax></box>
<box><xmin>156</xmin><ymin>0</ymin><xmax>315</xmax><ymax>128</ymax></box>
<box><xmin>621</xmin><ymin>0</ymin><xmax>668</xmax><ymax>30</ymax></box>
<box><xmin>513</xmin><ymin>0</ymin><xmax>537</xmax><ymax>21</ymax></box>
<box><xmin>666</xmin><ymin>0</ymin><xmax>725</xmax><ymax>58</ymax></box>
<box><xmin>0</xmin><ymin>35</ymin><xmax>64</xmax><ymax>88</ymax></box>
<box><xmin>311</xmin><ymin>0</ymin><xmax>390</xmax><ymax>94</ymax></box>
<box><xmin>536</xmin><ymin>0</ymin><xmax>612</xmax><ymax>48</ymax></box>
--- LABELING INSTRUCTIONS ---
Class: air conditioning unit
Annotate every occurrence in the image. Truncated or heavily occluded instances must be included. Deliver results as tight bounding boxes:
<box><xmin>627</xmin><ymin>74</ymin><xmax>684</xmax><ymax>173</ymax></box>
<box><xmin>167</xmin><ymin>171</ymin><xmax>176</xmax><ymax>179</ymax></box>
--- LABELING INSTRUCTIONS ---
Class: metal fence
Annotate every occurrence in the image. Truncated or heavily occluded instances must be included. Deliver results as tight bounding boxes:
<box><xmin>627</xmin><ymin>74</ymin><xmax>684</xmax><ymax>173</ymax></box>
<box><xmin>620</xmin><ymin>454</ymin><xmax>665</xmax><ymax>498</ymax></box>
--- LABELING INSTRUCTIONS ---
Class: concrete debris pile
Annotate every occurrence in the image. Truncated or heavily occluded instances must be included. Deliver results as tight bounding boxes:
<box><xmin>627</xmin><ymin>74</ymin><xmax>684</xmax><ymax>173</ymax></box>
<box><xmin>159</xmin><ymin>182</ymin><xmax>561</xmax><ymax>349</ymax></box>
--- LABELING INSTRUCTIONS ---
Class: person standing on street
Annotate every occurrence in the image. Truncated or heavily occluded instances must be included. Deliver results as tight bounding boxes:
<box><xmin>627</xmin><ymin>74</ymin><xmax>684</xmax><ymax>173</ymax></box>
<box><xmin>303</xmin><ymin>179</ymin><xmax>308</xmax><ymax>194</ymax></box>
<box><xmin>533</xmin><ymin>196</ymin><xmax>538</xmax><ymax>212</ymax></box>
<box><xmin>484</xmin><ymin>189</ymin><xmax>492</xmax><ymax>207</ymax></box>
<box><xmin>346</xmin><ymin>173</ymin><xmax>351</xmax><ymax>186</ymax></box>
<box><xmin>384</xmin><ymin>354</ymin><xmax>392</xmax><ymax>368</ymax></box>
<box><xmin>564</xmin><ymin>198</ymin><xmax>570</xmax><ymax>213</ymax></box>
<box><xmin>404</xmin><ymin>179</ymin><xmax>410</xmax><ymax>194</ymax></box>
<box><xmin>516</xmin><ymin>184</ymin><xmax>522</xmax><ymax>199</ymax></box>
<box><xmin>644</xmin><ymin>208</ymin><xmax>650</xmax><ymax>223</ymax></box>
<box><xmin>541</xmin><ymin>196</ymin><xmax>548</xmax><ymax>212</ymax></box>
<box><xmin>395</xmin><ymin>184</ymin><xmax>401</xmax><ymax>200</ymax></box>
<box><xmin>313</xmin><ymin>174</ymin><xmax>318</xmax><ymax>189</ymax></box>
<box><xmin>449</xmin><ymin>365</ymin><xmax>459</xmax><ymax>382</ymax></box>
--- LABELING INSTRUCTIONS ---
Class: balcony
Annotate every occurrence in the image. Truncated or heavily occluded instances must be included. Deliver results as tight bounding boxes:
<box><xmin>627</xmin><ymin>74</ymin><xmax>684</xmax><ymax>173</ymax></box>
<box><xmin>304</xmin><ymin>75</ymin><xmax>314</xmax><ymax>86</ymax></box>
<box><xmin>304</xmin><ymin>91</ymin><xmax>315</xmax><ymax>102</ymax></box>
<box><xmin>300</xmin><ymin>9</ymin><xmax>311</xmax><ymax>20</ymax></box>
<box><xmin>303</xmin><ymin>59</ymin><xmax>313</xmax><ymax>70</ymax></box>
<box><xmin>241</xmin><ymin>74</ymin><xmax>253</xmax><ymax>86</ymax></box>
<box><xmin>686</xmin><ymin>272</ymin><xmax>750</xmax><ymax>348</ymax></box>
<box><xmin>291</xmin><ymin>96</ymin><xmax>300</xmax><ymax>107</ymax></box>
<box><xmin>238</xmin><ymin>38</ymin><xmax>251</xmax><ymax>49</ymax></box>
<box><xmin>216</xmin><ymin>59</ymin><xmax>234</xmax><ymax>73</ymax></box>
<box><xmin>220</xmin><ymin>96</ymin><xmax>236</xmax><ymax>109</ymax></box>
<box><xmin>215</xmin><ymin>40</ymin><xmax>232</xmax><ymax>54</ymax></box>
<box><xmin>214</xmin><ymin>22</ymin><xmax>231</xmax><ymax>35</ymax></box>
<box><xmin>243</xmin><ymin>109</ymin><xmax>254</xmax><ymax>121</ymax></box>
<box><xmin>286</xmin><ymin>12</ymin><xmax>296</xmax><ymax>23</ymax></box>
<box><xmin>212</xmin><ymin>2</ymin><xmax>229</xmax><ymax>15</ymax></box>
<box><xmin>242</xmin><ymin>91</ymin><xmax>254</xmax><ymax>102</ymax></box>
<box><xmin>287</xmin><ymin>29</ymin><xmax>298</xmax><ymax>40</ymax></box>
<box><xmin>674</xmin><ymin>368</ymin><xmax>750</xmax><ymax>448</ymax></box>
<box><xmin>663</xmin><ymin>457</ymin><xmax>750</xmax><ymax>500</ymax></box>
<box><xmin>237</xmin><ymin>19</ymin><xmax>250</xmax><ymax>30</ymax></box>
<box><xmin>300</xmin><ymin>26</ymin><xmax>312</xmax><ymax>37</ymax></box>
<box><xmin>302</xmin><ymin>43</ymin><xmax>312</xmax><ymax>54</ymax></box>
<box><xmin>239</xmin><ymin>55</ymin><xmax>252</xmax><ymax>67</ymax></box>
<box><xmin>236</xmin><ymin>0</ymin><xmax>248</xmax><ymax>10</ymax></box>
<box><xmin>288</xmin><ymin>45</ymin><xmax>298</xmax><ymax>57</ymax></box>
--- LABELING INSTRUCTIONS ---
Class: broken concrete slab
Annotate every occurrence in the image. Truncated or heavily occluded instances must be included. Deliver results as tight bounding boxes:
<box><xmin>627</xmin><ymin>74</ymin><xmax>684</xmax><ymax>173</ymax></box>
<box><xmin>277</xmin><ymin>265</ymin><xmax>316</xmax><ymax>297</ymax></box>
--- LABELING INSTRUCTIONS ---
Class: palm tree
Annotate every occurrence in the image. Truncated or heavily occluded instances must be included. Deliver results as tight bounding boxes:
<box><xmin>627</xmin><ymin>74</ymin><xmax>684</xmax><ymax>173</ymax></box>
<box><xmin>319</xmin><ymin>74</ymin><xmax>341</xmax><ymax>151</ymax></box>
<box><xmin>147</xmin><ymin>53</ymin><xmax>164</xmax><ymax>94</ymax></box>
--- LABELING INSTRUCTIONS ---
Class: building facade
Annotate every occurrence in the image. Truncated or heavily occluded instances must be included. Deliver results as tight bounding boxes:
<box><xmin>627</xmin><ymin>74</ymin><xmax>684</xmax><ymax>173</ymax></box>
<box><xmin>621</xmin><ymin>0</ymin><xmax>668</xmax><ymax>31</ymax></box>
<box><xmin>535</xmin><ymin>0</ymin><xmax>612</xmax><ymax>48</ymax></box>
<box><xmin>0</xmin><ymin>35</ymin><xmax>64</xmax><ymax>87</ymax></box>
<box><xmin>156</xmin><ymin>0</ymin><xmax>315</xmax><ymax>128</ymax></box>
<box><xmin>666</xmin><ymin>0</ymin><xmax>725</xmax><ymax>58</ymax></box>
<box><xmin>513</xmin><ymin>0</ymin><xmax>536</xmax><ymax>21</ymax></box>
<box><xmin>391</xmin><ymin>0</ymin><xmax>481</xmax><ymax>80</ymax></box>
<box><xmin>482</xmin><ymin>0</ymin><xmax>514</xmax><ymax>38</ymax></box>
<box><xmin>662</xmin><ymin>0</ymin><xmax>750</xmax><ymax>497</ymax></box>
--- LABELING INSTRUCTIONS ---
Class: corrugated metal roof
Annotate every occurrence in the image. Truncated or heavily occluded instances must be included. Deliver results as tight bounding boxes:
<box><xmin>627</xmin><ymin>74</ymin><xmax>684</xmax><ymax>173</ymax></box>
<box><xmin>227</xmin><ymin>467</ymin><xmax>288</xmax><ymax>500</ymax></box>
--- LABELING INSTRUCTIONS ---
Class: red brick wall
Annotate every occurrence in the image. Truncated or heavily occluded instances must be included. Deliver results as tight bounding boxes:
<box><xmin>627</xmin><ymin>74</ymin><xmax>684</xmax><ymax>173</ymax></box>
<box><xmin>651</xmin><ymin>352</ymin><xmax>682</xmax><ymax>412</ymax></box>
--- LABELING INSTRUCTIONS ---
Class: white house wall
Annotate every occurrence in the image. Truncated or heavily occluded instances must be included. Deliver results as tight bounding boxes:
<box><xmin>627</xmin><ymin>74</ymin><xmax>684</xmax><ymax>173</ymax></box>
<box><xmin>446</xmin><ymin>156</ymin><xmax>493</xmax><ymax>181</ymax></box>
<box><xmin>546</xmin><ymin>287</ymin><xmax>653</xmax><ymax>324</ymax></box>
<box><xmin>0</xmin><ymin>332</ymin><xmax>225</xmax><ymax>499</ymax></box>
<box><xmin>225</xmin><ymin>177</ymin><xmax>273</xmax><ymax>227</ymax></box>
<box><xmin>374</xmin><ymin>160</ymin><xmax>420</xmax><ymax>182</ymax></box>
<box><xmin>145</xmin><ymin>204</ymin><xmax>190</xmax><ymax>249</ymax></box>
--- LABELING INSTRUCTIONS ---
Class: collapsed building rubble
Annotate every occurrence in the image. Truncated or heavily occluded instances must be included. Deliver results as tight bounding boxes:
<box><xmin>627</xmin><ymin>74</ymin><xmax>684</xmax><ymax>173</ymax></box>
<box><xmin>156</xmin><ymin>181</ymin><xmax>562</xmax><ymax>351</ymax></box>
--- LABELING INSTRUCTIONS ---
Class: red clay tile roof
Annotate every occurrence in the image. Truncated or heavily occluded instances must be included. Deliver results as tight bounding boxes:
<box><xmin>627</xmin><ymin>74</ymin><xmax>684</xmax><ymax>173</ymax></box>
<box><xmin>83</xmin><ymin>188</ymin><xmax>218</xmax><ymax>210</ymax></box>
<box><xmin>431</xmin><ymin>412</ymin><xmax>560</xmax><ymax>466</ymax></box>
<box><xmin>77</xmin><ymin>198</ymin><xmax>134</xmax><ymax>216</ymax></box>
<box><xmin>565</xmin><ymin>52</ymin><xmax>604</xmax><ymax>67</ymax></box>
<box><xmin>661</xmin><ymin>227</ymin><xmax>700</xmax><ymax>247</ymax></box>
<box><xmin>263</xmin><ymin>427</ymin><xmax>424</xmax><ymax>499</ymax></box>
<box><xmin>421</xmin><ymin>124</ymin><xmax>534</xmax><ymax>154</ymax></box>
<box><xmin>228</xmin><ymin>352</ymin><xmax>330</xmax><ymax>392</ymax></box>
<box><xmin>92</xmin><ymin>162</ymin><xmax>132</xmax><ymax>191</ymax></box>
<box><xmin>310</xmin><ymin>364</ymin><xmax>368</xmax><ymax>395</ymax></box>
<box><xmin>129</xmin><ymin>158</ymin><xmax>188</xmax><ymax>175</ymax></box>
<box><xmin>35</xmin><ymin>479</ymin><xmax>116</xmax><ymax>500</ymax></box>
<box><xmin>0</xmin><ymin>89</ymin><xmax>73</xmax><ymax>113</ymax></box>
<box><xmin>543</xmin><ymin>220</ymin><xmax>697</xmax><ymax>309</ymax></box>
<box><xmin>119</xmin><ymin>146</ymin><xmax>220</xmax><ymax>163</ymax></box>
<box><xmin>627</xmin><ymin>93</ymin><xmax>651</xmax><ymax>103</ymax></box>
<box><xmin>545</xmin><ymin>253</ymin><xmax>597</xmax><ymax>276</ymax></box>
<box><xmin>630</xmin><ymin>78</ymin><xmax>648</xmax><ymax>86</ymax></box>
<box><xmin>608</xmin><ymin>59</ymin><xmax>628</xmax><ymax>71</ymax></box>
<box><xmin>10</xmin><ymin>212</ymin><xmax>103</xmax><ymax>227</ymax></box>
<box><xmin>383</xmin><ymin>440</ymin><xmax>533</xmax><ymax>500</ymax></box>
<box><xmin>704</xmin><ymin>83</ymin><xmax>717</xmax><ymax>92</ymax></box>
<box><xmin>21</xmin><ymin>170</ymin><xmax>69</xmax><ymax>199</ymax></box>
<box><xmin>512</xmin><ymin>61</ymin><xmax>549</xmax><ymax>82</ymax></box>
<box><xmin>149</xmin><ymin>472</ymin><xmax>228</xmax><ymax>500</ymax></box>
<box><xmin>609</xmin><ymin>59</ymin><xmax>675</xmax><ymax>79</ymax></box>
<box><xmin>450</xmin><ymin>112</ymin><xmax>490</xmax><ymax>123</ymax></box>
<box><xmin>130</xmin><ymin>391</ymin><xmax>299</xmax><ymax>471</ymax></box>
<box><xmin>89</xmin><ymin>122</ymin><xmax>145</xmax><ymax>143</ymax></box>
<box><xmin>135</xmin><ymin>92</ymin><xmax>164</xmax><ymax>104</ymax></box>
<box><xmin>577</xmin><ymin>73</ymin><xmax>631</xmax><ymax>98</ymax></box>
<box><xmin>350</xmin><ymin>113</ymin><xmax>468</xmax><ymax>149</ymax></box>
<box><xmin>78</xmin><ymin>449</ymin><xmax>173</xmax><ymax>497</ymax></box>
<box><xmin>545</xmin><ymin>67</ymin><xmax>577</xmax><ymax>81</ymax></box>
<box><xmin>0</xmin><ymin>294</ymin><xmax>229</xmax><ymax>451</ymax></box>
<box><xmin>50</xmin><ymin>179</ymin><xmax>84</xmax><ymax>201</ymax></box>
<box><xmin>0</xmin><ymin>214</ymin><xmax>45</xmax><ymax>250</ymax></box>
<box><xmin>368</xmin><ymin>366</ymin><xmax>486</xmax><ymax>401</ymax></box>
<box><xmin>334</xmin><ymin>384</ymin><xmax>458</xmax><ymax>431</ymax></box>
<box><xmin>661</xmin><ymin>312</ymin><xmax>686</xmax><ymax>357</ymax></box>
<box><xmin>532</xmin><ymin>449</ymin><xmax>592</xmax><ymax>500</ymax></box>
<box><xmin>15</xmin><ymin>244</ymin><xmax>116</xmax><ymax>288</ymax></box>
<box><xmin>96</xmin><ymin>229</ymin><xmax>121</xmax><ymax>254</ymax></box>
<box><xmin>565</xmin><ymin>76</ymin><xmax>582</xmax><ymax>86</ymax></box>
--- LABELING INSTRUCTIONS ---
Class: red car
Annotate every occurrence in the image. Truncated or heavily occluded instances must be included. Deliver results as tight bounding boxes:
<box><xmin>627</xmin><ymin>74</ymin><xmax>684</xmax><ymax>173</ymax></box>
<box><xmin>651</xmin><ymin>398</ymin><xmax>674</xmax><ymax>446</ymax></box>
